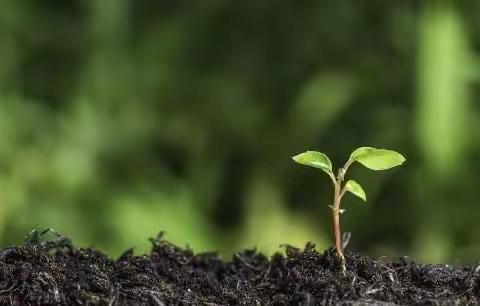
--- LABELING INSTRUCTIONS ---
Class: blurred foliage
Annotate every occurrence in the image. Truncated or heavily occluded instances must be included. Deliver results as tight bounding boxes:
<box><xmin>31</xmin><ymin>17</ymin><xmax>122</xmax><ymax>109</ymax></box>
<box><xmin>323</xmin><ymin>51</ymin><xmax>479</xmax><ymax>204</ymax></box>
<box><xmin>1</xmin><ymin>0</ymin><xmax>480</xmax><ymax>262</ymax></box>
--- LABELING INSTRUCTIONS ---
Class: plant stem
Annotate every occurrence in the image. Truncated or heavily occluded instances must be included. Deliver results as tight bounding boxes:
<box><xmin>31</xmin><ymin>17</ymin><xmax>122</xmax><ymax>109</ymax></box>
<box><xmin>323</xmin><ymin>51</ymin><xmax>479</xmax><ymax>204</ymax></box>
<box><xmin>330</xmin><ymin>161</ymin><xmax>353</xmax><ymax>274</ymax></box>
<box><xmin>332</xmin><ymin>180</ymin><xmax>346</xmax><ymax>274</ymax></box>
<box><xmin>329</xmin><ymin>160</ymin><xmax>353</xmax><ymax>275</ymax></box>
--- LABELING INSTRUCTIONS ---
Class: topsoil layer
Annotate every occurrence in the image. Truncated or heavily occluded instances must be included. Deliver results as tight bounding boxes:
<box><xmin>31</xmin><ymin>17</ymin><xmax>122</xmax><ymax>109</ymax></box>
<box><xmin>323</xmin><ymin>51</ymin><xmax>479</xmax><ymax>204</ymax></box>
<box><xmin>0</xmin><ymin>233</ymin><xmax>479</xmax><ymax>305</ymax></box>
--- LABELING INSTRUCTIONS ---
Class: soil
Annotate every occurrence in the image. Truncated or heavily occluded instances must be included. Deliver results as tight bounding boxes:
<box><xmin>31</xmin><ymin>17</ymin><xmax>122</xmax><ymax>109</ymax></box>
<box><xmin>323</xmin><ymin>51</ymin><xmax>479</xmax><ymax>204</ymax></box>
<box><xmin>0</xmin><ymin>232</ymin><xmax>479</xmax><ymax>305</ymax></box>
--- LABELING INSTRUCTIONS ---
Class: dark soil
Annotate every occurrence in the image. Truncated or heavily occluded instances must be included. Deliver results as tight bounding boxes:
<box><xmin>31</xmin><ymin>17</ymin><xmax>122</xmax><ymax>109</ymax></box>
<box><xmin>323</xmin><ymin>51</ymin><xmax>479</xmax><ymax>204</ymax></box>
<box><xmin>0</xmin><ymin>232</ymin><xmax>479</xmax><ymax>305</ymax></box>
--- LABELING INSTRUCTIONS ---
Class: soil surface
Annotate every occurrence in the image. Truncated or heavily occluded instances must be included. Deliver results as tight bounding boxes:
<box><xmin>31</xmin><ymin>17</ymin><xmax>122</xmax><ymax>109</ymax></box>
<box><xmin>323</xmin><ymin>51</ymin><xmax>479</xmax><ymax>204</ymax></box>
<box><xmin>0</xmin><ymin>231</ymin><xmax>479</xmax><ymax>305</ymax></box>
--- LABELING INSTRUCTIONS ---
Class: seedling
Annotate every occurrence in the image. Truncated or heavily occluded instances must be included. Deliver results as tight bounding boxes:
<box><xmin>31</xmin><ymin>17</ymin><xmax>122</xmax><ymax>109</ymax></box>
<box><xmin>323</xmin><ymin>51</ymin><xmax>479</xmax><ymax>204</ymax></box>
<box><xmin>292</xmin><ymin>147</ymin><xmax>405</xmax><ymax>273</ymax></box>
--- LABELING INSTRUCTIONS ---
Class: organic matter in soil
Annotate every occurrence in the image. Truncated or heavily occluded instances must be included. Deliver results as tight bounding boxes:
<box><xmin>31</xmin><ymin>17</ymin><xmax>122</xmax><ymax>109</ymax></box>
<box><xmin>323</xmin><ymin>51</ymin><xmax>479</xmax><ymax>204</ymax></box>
<box><xmin>0</xmin><ymin>232</ymin><xmax>479</xmax><ymax>305</ymax></box>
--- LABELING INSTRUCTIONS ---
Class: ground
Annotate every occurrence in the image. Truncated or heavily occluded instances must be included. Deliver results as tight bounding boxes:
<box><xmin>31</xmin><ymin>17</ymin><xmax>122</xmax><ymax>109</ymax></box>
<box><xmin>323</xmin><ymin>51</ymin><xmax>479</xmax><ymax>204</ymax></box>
<box><xmin>0</xmin><ymin>232</ymin><xmax>479</xmax><ymax>305</ymax></box>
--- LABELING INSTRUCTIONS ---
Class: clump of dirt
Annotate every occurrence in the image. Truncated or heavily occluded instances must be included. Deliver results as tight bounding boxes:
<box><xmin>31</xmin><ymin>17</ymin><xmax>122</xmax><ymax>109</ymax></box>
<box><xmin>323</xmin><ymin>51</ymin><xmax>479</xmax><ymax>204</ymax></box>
<box><xmin>0</xmin><ymin>231</ymin><xmax>479</xmax><ymax>305</ymax></box>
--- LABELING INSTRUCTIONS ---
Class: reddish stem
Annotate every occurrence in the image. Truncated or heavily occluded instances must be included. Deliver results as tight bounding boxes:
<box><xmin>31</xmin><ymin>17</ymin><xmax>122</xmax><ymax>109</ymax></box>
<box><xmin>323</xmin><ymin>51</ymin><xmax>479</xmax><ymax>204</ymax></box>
<box><xmin>332</xmin><ymin>180</ymin><xmax>346</xmax><ymax>273</ymax></box>
<box><xmin>330</xmin><ymin>161</ymin><xmax>353</xmax><ymax>274</ymax></box>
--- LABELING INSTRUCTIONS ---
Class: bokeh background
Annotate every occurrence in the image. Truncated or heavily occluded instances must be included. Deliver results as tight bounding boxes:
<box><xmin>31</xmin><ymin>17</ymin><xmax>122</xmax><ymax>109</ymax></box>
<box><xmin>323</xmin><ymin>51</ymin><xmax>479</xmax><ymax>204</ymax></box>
<box><xmin>1</xmin><ymin>0</ymin><xmax>480</xmax><ymax>263</ymax></box>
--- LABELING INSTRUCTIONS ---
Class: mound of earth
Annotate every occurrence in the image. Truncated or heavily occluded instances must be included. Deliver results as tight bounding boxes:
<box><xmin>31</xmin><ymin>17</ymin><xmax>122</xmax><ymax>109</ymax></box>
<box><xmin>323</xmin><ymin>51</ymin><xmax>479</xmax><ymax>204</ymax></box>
<box><xmin>0</xmin><ymin>232</ymin><xmax>479</xmax><ymax>305</ymax></box>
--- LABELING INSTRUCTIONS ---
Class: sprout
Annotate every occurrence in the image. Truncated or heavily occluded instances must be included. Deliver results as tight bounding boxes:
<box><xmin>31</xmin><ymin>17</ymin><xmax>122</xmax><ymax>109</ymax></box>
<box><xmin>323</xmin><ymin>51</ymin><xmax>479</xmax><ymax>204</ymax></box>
<box><xmin>292</xmin><ymin>147</ymin><xmax>405</xmax><ymax>273</ymax></box>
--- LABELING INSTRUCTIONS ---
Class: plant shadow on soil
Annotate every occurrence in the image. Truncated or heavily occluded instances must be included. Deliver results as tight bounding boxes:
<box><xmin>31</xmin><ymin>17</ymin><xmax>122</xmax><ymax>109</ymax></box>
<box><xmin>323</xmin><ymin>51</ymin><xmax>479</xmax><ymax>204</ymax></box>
<box><xmin>0</xmin><ymin>231</ymin><xmax>479</xmax><ymax>305</ymax></box>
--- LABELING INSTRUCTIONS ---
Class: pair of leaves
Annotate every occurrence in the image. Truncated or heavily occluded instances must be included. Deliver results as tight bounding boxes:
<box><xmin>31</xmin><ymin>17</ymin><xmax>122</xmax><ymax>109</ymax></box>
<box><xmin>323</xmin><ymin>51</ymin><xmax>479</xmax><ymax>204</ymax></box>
<box><xmin>292</xmin><ymin>147</ymin><xmax>405</xmax><ymax>202</ymax></box>
<box><xmin>292</xmin><ymin>147</ymin><xmax>405</xmax><ymax>173</ymax></box>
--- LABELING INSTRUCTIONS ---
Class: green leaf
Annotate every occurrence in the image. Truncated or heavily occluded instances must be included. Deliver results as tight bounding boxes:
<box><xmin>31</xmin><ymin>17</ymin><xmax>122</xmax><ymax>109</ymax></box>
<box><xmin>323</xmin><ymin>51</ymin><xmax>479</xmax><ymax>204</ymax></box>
<box><xmin>345</xmin><ymin>180</ymin><xmax>366</xmax><ymax>202</ymax></box>
<box><xmin>292</xmin><ymin>151</ymin><xmax>333</xmax><ymax>175</ymax></box>
<box><xmin>349</xmin><ymin>147</ymin><xmax>406</xmax><ymax>170</ymax></box>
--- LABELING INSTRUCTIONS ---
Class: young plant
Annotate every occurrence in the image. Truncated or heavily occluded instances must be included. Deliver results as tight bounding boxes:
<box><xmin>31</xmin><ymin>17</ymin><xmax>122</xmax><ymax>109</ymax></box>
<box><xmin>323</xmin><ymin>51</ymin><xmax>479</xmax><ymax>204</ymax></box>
<box><xmin>292</xmin><ymin>147</ymin><xmax>405</xmax><ymax>272</ymax></box>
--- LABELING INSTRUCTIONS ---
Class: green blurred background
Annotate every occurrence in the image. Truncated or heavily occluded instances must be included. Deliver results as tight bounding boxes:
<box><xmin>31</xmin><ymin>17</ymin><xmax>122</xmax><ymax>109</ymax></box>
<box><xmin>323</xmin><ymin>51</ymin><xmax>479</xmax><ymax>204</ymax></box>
<box><xmin>1</xmin><ymin>0</ymin><xmax>480</xmax><ymax>263</ymax></box>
